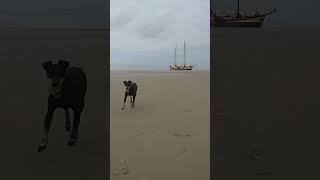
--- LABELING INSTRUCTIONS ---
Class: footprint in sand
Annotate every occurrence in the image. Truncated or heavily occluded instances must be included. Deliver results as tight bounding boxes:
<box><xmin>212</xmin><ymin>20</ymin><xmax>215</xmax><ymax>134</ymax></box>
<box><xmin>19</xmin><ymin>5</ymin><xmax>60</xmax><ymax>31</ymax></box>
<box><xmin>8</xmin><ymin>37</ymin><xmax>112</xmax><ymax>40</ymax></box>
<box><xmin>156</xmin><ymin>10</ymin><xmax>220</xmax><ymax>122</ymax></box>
<box><xmin>112</xmin><ymin>159</ymin><xmax>129</xmax><ymax>176</ymax></box>
<box><xmin>239</xmin><ymin>148</ymin><xmax>272</xmax><ymax>175</ymax></box>
<box><xmin>178</xmin><ymin>143</ymin><xmax>188</xmax><ymax>154</ymax></box>
<box><xmin>239</xmin><ymin>148</ymin><xmax>266</xmax><ymax>161</ymax></box>
<box><xmin>169</xmin><ymin>129</ymin><xmax>191</xmax><ymax>138</ymax></box>
<box><xmin>239</xmin><ymin>151</ymin><xmax>264</xmax><ymax>161</ymax></box>
<box><xmin>174</xmin><ymin>142</ymin><xmax>189</xmax><ymax>160</ymax></box>
<box><xmin>176</xmin><ymin>96</ymin><xmax>185</xmax><ymax>103</ymax></box>
<box><xmin>169</xmin><ymin>130</ymin><xmax>191</xmax><ymax>157</ymax></box>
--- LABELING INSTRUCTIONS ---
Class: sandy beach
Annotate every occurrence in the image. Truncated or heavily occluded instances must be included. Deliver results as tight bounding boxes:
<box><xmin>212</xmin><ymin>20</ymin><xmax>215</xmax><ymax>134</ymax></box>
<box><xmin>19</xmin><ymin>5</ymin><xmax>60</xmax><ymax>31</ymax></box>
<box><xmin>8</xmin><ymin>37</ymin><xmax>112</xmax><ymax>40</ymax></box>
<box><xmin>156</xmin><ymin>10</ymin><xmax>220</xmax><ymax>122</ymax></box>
<box><xmin>0</xmin><ymin>29</ymin><xmax>109</xmax><ymax>179</ymax></box>
<box><xmin>111</xmin><ymin>71</ymin><xmax>210</xmax><ymax>180</ymax></box>
<box><xmin>212</xmin><ymin>27</ymin><xmax>320</xmax><ymax>179</ymax></box>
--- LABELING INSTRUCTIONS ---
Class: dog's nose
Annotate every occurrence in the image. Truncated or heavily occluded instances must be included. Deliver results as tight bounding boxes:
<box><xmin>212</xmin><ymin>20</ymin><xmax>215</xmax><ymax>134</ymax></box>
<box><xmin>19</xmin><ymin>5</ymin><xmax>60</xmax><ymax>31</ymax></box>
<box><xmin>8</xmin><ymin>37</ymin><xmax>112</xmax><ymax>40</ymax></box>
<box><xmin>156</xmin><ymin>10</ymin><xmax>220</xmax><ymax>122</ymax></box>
<box><xmin>52</xmin><ymin>82</ymin><xmax>58</xmax><ymax>87</ymax></box>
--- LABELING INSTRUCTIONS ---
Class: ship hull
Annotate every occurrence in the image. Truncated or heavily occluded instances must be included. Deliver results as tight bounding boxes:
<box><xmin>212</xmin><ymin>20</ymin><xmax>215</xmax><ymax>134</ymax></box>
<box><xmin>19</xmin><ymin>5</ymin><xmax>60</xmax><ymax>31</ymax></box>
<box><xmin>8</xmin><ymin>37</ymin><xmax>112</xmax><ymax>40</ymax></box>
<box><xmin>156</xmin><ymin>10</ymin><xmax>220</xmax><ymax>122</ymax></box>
<box><xmin>211</xmin><ymin>16</ymin><xmax>265</xmax><ymax>28</ymax></box>
<box><xmin>170</xmin><ymin>65</ymin><xmax>193</xmax><ymax>71</ymax></box>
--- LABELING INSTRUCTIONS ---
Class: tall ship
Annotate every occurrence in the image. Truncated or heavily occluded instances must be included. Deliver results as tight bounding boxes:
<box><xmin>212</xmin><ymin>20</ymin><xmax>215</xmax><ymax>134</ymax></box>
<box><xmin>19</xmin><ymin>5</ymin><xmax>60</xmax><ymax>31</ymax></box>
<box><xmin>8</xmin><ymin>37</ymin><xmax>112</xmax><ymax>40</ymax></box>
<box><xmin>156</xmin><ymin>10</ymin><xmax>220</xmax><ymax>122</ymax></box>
<box><xmin>170</xmin><ymin>42</ymin><xmax>196</xmax><ymax>71</ymax></box>
<box><xmin>211</xmin><ymin>0</ymin><xmax>277</xmax><ymax>28</ymax></box>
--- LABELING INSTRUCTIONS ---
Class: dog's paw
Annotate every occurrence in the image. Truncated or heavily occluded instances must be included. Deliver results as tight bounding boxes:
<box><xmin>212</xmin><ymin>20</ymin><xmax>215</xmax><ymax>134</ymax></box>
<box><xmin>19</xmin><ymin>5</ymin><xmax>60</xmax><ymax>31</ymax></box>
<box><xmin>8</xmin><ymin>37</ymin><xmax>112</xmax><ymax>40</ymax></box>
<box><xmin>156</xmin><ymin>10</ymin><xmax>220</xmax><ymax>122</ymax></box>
<box><xmin>65</xmin><ymin>123</ymin><xmax>71</xmax><ymax>132</ymax></box>
<box><xmin>37</xmin><ymin>144</ymin><xmax>47</xmax><ymax>152</ymax></box>
<box><xmin>67</xmin><ymin>138</ymin><xmax>77</xmax><ymax>146</ymax></box>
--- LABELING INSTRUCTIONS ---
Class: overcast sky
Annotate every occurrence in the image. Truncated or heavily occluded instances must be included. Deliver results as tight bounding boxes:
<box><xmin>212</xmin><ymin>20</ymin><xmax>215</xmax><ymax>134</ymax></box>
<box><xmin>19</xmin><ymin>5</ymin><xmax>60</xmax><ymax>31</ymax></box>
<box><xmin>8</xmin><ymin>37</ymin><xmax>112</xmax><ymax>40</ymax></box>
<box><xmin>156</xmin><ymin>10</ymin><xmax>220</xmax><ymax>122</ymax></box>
<box><xmin>111</xmin><ymin>0</ymin><xmax>210</xmax><ymax>70</ymax></box>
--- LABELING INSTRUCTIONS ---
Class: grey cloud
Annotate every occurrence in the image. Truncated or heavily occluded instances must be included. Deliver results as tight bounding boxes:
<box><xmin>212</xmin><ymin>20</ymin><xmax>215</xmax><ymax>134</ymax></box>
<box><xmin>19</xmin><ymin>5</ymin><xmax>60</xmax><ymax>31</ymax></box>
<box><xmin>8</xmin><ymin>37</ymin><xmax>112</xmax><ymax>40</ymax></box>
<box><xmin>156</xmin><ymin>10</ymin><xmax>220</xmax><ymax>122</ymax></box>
<box><xmin>111</xmin><ymin>15</ymin><xmax>133</xmax><ymax>29</ymax></box>
<box><xmin>134</xmin><ymin>11</ymin><xmax>176</xmax><ymax>39</ymax></box>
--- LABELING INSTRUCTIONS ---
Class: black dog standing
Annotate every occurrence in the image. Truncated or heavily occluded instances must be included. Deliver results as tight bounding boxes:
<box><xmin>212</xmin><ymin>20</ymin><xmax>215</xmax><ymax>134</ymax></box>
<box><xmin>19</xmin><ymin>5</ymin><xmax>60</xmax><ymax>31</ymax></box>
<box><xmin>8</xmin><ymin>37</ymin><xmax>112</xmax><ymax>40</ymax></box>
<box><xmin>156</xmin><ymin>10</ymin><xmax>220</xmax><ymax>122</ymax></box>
<box><xmin>122</xmin><ymin>80</ymin><xmax>137</xmax><ymax>110</ymax></box>
<box><xmin>38</xmin><ymin>60</ymin><xmax>87</xmax><ymax>152</ymax></box>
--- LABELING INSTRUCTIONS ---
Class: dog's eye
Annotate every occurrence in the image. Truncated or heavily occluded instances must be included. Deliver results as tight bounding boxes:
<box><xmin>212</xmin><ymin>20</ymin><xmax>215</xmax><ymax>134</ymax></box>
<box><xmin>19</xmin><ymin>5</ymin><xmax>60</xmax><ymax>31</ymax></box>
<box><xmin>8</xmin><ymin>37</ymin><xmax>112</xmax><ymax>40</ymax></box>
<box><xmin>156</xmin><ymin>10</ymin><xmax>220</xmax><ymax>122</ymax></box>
<box><xmin>47</xmin><ymin>73</ymin><xmax>53</xmax><ymax>78</ymax></box>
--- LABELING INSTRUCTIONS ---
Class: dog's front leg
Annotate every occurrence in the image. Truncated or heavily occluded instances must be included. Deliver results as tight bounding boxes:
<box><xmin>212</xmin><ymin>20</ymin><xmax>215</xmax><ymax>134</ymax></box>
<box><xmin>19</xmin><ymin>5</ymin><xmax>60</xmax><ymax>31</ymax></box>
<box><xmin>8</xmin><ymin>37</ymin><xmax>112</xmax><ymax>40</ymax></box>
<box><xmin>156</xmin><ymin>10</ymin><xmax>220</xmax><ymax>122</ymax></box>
<box><xmin>65</xmin><ymin>109</ymin><xmax>71</xmax><ymax>132</ymax></box>
<box><xmin>38</xmin><ymin>104</ymin><xmax>55</xmax><ymax>152</ymax></box>
<box><xmin>68</xmin><ymin>110</ymin><xmax>82</xmax><ymax>146</ymax></box>
<box><xmin>122</xmin><ymin>94</ymin><xmax>128</xmax><ymax>110</ymax></box>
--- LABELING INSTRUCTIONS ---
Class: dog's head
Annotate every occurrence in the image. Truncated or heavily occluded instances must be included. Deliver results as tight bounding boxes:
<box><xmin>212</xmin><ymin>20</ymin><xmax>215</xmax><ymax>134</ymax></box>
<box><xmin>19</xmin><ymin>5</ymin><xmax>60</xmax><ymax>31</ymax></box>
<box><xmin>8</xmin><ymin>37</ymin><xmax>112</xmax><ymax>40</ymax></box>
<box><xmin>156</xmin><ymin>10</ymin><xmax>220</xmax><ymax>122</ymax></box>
<box><xmin>42</xmin><ymin>60</ymin><xmax>70</xmax><ymax>98</ymax></box>
<box><xmin>123</xmin><ymin>80</ymin><xmax>132</xmax><ymax>93</ymax></box>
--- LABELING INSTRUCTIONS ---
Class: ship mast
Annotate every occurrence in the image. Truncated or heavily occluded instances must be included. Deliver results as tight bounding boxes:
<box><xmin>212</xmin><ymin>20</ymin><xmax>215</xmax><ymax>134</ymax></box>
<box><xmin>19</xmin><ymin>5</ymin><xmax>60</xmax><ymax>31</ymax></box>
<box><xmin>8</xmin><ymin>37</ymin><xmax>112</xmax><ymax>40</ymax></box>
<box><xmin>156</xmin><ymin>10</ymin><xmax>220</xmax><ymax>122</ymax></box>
<box><xmin>183</xmin><ymin>41</ymin><xmax>186</xmax><ymax>67</ymax></box>
<box><xmin>175</xmin><ymin>43</ymin><xmax>177</xmax><ymax>66</ymax></box>
<box><xmin>236</xmin><ymin>0</ymin><xmax>241</xmax><ymax>18</ymax></box>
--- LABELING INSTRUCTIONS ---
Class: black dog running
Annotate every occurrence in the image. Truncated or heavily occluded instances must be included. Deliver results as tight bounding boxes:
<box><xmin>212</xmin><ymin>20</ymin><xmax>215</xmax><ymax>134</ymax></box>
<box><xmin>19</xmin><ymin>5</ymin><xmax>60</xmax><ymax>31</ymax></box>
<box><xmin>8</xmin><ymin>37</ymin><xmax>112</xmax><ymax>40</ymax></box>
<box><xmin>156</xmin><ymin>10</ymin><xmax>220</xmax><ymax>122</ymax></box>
<box><xmin>38</xmin><ymin>60</ymin><xmax>87</xmax><ymax>152</ymax></box>
<box><xmin>122</xmin><ymin>80</ymin><xmax>137</xmax><ymax>110</ymax></box>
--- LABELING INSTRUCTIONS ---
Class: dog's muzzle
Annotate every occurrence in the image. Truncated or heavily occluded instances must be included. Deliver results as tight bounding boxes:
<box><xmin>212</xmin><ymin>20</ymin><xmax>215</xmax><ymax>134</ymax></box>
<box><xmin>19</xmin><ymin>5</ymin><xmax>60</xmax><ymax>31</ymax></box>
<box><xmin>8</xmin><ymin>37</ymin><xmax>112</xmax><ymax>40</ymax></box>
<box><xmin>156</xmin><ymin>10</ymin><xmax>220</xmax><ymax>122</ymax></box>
<box><xmin>48</xmin><ymin>79</ymin><xmax>64</xmax><ymax>98</ymax></box>
<box><xmin>49</xmin><ymin>86</ymin><xmax>62</xmax><ymax>98</ymax></box>
<box><xmin>125</xmin><ymin>86</ymin><xmax>130</xmax><ymax>93</ymax></box>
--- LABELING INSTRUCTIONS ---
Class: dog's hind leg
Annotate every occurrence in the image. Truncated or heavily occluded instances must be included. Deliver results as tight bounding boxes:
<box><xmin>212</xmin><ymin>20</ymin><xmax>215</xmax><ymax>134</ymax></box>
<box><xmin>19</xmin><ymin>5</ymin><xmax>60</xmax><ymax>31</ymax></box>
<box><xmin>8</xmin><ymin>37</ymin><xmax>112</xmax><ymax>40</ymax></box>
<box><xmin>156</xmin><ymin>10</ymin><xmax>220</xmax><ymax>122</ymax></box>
<box><xmin>65</xmin><ymin>108</ymin><xmax>71</xmax><ymax>132</ymax></box>
<box><xmin>38</xmin><ymin>105</ymin><xmax>55</xmax><ymax>152</ymax></box>
<box><xmin>132</xmin><ymin>95</ymin><xmax>136</xmax><ymax>108</ymax></box>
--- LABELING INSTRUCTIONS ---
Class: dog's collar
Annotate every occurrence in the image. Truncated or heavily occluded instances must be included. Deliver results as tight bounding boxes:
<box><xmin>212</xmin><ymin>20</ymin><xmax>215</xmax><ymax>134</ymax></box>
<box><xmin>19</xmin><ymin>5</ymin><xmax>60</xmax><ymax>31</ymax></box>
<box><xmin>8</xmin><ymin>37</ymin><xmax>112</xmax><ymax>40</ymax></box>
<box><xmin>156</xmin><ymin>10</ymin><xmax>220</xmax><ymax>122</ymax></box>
<box><xmin>49</xmin><ymin>90</ymin><xmax>63</xmax><ymax>99</ymax></box>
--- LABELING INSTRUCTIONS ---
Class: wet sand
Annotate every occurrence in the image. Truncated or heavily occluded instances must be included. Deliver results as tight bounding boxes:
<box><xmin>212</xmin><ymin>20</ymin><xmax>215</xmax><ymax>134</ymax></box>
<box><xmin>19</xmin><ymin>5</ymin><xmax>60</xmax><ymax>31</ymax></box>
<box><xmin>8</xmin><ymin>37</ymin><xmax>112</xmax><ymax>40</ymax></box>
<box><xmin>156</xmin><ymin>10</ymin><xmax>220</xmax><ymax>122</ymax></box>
<box><xmin>111</xmin><ymin>71</ymin><xmax>210</xmax><ymax>180</ymax></box>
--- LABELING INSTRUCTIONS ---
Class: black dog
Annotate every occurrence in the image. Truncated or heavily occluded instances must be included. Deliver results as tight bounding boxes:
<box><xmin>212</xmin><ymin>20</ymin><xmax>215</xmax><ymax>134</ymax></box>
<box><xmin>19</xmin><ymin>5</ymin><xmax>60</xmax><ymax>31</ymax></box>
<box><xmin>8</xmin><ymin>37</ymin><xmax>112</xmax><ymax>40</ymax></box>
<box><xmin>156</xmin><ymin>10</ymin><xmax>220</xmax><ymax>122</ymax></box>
<box><xmin>38</xmin><ymin>60</ymin><xmax>87</xmax><ymax>152</ymax></box>
<box><xmin>122</xmin><ymin>81</ymin><xmax>137</xmax><ymax>110</ymax></box>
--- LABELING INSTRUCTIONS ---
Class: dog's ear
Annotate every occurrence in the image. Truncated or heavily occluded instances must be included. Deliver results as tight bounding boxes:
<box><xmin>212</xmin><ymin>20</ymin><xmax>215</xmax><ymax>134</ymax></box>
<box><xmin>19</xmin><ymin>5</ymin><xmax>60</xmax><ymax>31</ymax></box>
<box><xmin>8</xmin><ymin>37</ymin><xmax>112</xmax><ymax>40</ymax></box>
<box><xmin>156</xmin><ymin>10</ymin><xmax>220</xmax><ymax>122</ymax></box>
<box><xmin>123</xmin><ymin>81</ymin><xmax>127</xmax><ymax>85</ymax></box>
<box><xmin>58</xmin><ymin>60</ymin><xmax>70</xmax><ymax>69</ymax></box>
<box><xmin>42</xmin><ymin>61</ymin><xmax>52</xmax><ymax>71</ymax></box>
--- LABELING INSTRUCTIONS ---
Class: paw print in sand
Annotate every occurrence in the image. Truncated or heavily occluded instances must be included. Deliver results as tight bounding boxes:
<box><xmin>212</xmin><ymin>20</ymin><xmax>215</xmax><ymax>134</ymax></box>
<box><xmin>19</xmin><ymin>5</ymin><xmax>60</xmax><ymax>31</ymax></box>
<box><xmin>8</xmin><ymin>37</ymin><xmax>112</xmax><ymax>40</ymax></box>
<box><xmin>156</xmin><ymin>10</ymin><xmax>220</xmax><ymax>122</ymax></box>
<box><xmin>112</xmin><ymin>159</ymin><xmax>129</xmax><ymax>176</ymax></box>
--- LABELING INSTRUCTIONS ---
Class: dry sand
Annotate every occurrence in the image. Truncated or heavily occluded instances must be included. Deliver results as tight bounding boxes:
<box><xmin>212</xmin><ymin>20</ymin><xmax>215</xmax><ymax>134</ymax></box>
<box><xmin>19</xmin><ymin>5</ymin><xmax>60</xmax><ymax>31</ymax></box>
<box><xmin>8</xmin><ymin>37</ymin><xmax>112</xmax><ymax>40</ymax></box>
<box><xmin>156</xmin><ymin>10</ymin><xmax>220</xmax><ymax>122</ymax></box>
<box><xmin>111</xmin><ymin>71</ymin><xmax>210</xmax><ymax>180</ymax></box>
<box><xmin>0</xmin><ymin>29</ymin><xmax>109</xmax><ymax>179</ymax></box>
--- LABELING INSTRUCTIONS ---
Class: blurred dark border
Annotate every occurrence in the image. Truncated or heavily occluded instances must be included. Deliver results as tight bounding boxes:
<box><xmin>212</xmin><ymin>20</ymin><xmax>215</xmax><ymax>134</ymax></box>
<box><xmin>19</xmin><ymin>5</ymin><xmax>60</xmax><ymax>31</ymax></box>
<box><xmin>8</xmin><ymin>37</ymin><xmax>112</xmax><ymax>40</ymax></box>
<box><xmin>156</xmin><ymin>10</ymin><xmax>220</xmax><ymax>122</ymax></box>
<box><xmin>0</xmin><ymin>0</ymin><xmax>110</xmax><ymax>179</ymax></box>
<box><xmin>211</xmin><ymin>0</ymin><xmax>320</xmax><ymax>179</ymax></box>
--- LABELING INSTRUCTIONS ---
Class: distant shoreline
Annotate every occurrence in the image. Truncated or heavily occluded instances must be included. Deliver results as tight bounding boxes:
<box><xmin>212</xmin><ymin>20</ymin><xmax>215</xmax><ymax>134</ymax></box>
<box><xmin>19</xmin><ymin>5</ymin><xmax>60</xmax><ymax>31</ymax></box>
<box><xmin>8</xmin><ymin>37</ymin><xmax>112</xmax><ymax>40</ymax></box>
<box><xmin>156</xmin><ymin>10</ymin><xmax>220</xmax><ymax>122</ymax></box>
<box><xmin>212</xmin><ymin>26</ymin><xmax>320</xmax><ymax>31</ymax></box>
<box><xmin>0</xmin><ymin>27</ymin><xmax>109</xmax><ymax>32</ymax></box>
<box><xmin>110</xmin><ymin>68</ymin><xmax>210</xmax><ymax>72</ymax></box>
<box><xmin>110</xmin><ymin>70</ymin><xmax>210</xmax><ymax>77</ymax></box>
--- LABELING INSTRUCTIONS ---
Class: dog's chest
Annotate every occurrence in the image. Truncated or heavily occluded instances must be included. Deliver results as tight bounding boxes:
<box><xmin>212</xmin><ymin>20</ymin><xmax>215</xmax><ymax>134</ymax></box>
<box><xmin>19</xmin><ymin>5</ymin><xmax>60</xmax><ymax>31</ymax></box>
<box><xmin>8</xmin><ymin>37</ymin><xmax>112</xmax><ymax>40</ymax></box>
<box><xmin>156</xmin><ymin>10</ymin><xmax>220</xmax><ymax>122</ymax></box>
<box><xmin>126</xmin><ymin>88</ymin><xmax>134</xmax><ymax>96</ymax></box>
<box><xmin>50</xmin><ymin>93</ymin><xmax>75</xmax><ymax>108</ymax></box>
